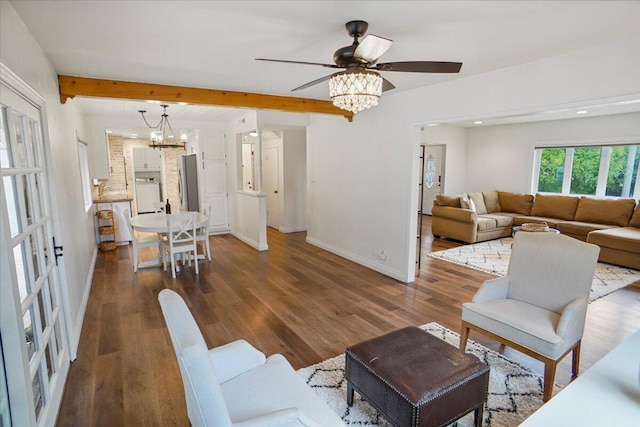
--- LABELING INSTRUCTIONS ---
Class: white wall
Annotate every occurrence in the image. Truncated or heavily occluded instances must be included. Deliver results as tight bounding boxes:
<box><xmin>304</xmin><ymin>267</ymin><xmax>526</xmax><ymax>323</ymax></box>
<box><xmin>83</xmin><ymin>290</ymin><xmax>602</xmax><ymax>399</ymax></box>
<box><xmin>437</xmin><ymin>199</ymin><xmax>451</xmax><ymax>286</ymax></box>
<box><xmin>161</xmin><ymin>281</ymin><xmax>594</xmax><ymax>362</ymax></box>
<box><xmin>465</xmin><ymin>112</ymin><xmax>640</xmax><ymax>193</ymax></box>
<box><xmin>1</xmin><ymin>0</ymin><xmax>96</xmax><ymax>356</ymax></box>
<box><xmin>282</xmin><ymin>130</ymin><xmax>307</xmax><ymax>233</ymax></box>
<box><xmin>307</xmin><ymin>34</ymin><xmax>640</xmax><ymax>282</ymax></box>
<box><xmin>421</xmin><ymin>125</ymin><xmax>467</xmax><ymax>196</ymax></box>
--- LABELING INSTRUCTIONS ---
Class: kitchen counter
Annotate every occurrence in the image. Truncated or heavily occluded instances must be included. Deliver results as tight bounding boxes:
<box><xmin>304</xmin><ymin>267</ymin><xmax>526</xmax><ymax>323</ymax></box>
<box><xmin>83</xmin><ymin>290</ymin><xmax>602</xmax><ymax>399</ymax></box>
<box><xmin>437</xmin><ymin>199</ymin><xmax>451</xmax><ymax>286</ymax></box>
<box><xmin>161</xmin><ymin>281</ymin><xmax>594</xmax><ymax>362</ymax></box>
<box><xmin>93</xmin><ymin>195</ymin><xmax>133</xmax><ymax>203</ymax></box>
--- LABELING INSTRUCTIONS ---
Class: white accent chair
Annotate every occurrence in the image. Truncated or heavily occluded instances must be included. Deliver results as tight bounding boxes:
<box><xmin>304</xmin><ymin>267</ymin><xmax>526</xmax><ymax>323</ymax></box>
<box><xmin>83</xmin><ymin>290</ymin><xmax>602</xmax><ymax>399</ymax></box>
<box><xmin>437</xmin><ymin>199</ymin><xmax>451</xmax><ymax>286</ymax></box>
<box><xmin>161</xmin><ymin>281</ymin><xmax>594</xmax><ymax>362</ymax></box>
<box><xmin>123</xmin><ymin>208</ymin><xmax>161</xmax><ymax>272</ymax></box>
<box><xmin>197</xmin><ymin>203</ymin><xmax>212</xmax><ymax>261</ymax></box>
<box><xmin>161</xmin><ymin>212</ymin><xmax>199</xmax><ymax>278</ymax></box>
<box><xmin>158</xmin><ymin>289</ymin><xmax>344</xmax><ymax>427</ymax></box>
<box><xmin>460</xmin><ymin>232</ymin><xmax>600</xmax><ymax>402</ymax></box>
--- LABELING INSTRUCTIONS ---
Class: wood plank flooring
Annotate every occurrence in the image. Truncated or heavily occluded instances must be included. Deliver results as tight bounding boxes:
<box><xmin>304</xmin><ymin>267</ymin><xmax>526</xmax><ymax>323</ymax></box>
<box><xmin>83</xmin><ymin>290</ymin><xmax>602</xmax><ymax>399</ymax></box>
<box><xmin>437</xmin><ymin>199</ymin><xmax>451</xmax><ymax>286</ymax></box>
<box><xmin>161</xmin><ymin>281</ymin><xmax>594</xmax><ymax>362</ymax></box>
<box><xmin>55</xmin><ymin>217</ymin><xmax>640</xmax><ymax>426</ymax></box>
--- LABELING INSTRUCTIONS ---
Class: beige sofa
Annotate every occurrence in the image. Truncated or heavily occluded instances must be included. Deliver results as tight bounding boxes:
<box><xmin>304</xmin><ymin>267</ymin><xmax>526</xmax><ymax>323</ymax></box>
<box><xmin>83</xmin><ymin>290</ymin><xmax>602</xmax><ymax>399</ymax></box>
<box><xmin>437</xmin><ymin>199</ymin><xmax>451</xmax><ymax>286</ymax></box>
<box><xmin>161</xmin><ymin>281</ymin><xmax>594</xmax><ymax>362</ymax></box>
<box><xmin>431</xmin><ymin>190</ymin><xmax>640</xmax><ymax>270</ymax></box>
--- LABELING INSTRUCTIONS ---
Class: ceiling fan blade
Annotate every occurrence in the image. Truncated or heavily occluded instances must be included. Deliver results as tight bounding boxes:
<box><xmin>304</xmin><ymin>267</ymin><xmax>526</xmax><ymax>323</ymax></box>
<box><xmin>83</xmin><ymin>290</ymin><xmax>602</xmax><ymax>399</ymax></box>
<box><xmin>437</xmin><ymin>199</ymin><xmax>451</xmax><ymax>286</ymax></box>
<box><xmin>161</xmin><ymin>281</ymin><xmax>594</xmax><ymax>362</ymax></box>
<box><xmin>374</xmin><ymin>61</ymin><xmax>463</xmax><ymax>73</ymax></box>
<box><xmin>382</xmin><ymin>77</ymin><xmax>395</xmax><ymax>92</ymax></box>
<box><xmin>256</xmin><ymin>58</ymin><xmax>339</xmax><ymax>68</ymax></box>
<box><xmin>291</xmin><ymin>74</ymin><xmax>334</xmax><ymax>92</ymax></box>
<box><xmin>354</xmin><ymin>34</ymin><xmax>393</xmax><ymax>63</ymax></box>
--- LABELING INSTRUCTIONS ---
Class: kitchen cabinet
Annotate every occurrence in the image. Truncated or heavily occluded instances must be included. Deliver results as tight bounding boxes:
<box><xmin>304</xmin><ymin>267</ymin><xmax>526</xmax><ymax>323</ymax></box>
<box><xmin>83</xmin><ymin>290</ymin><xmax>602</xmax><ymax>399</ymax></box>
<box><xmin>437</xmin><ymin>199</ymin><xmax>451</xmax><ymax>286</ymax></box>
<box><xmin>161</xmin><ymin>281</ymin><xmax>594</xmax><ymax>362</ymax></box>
<box><xmin>133</xmin><ymin>147</ymin><xmax>162</xmax><ymax>171</ymax></box>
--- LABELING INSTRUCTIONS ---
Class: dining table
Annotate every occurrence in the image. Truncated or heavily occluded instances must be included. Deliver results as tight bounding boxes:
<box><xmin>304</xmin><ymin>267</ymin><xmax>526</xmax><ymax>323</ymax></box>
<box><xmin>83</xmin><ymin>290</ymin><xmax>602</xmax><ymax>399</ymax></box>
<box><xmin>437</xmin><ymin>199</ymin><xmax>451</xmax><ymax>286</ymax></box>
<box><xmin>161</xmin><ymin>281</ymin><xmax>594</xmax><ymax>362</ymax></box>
<box><xmin>129</xmin><ymin>212</ymin><xmax>210</xmax><ymax>269</ymax></box>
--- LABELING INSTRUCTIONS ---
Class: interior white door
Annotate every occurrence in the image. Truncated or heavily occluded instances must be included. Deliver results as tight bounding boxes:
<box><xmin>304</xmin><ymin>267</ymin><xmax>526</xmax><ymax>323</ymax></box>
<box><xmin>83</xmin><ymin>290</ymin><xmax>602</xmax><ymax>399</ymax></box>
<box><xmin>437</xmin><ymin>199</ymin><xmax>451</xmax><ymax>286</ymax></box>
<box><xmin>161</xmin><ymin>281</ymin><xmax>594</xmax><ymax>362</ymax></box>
<box><xmin>1</xmin><ymin>81</ymin><xmax>70</xmax><ymax>427</ymax></box>
<box><xmin>422</xmin><ymin>144</ymin><xmax>445</xmax><ymax>215</ymax></box>
<box><xmin>200</xmin><ymin>131</ymin><xmax>229</xmax><ymax>233</ymax></box>
<box><xmin>264</xmin><ymin>146</ymin><xmax>279</xmax><ymax>229</ymax></box>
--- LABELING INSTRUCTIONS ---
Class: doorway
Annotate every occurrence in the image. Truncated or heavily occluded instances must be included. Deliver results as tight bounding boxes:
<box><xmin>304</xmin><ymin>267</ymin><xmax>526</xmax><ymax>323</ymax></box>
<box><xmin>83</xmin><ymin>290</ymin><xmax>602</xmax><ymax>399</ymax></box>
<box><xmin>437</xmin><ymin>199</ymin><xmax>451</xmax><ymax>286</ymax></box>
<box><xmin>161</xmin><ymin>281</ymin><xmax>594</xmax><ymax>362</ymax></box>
<box><xmin>421</xmin><ymin>144</ymin><xmax>445</xmax><ymax>215</ymax></box>
<box><xmin>264</xmin><ymin>145</ymin><xmax>279</xmax><ymax>229</ymax></box>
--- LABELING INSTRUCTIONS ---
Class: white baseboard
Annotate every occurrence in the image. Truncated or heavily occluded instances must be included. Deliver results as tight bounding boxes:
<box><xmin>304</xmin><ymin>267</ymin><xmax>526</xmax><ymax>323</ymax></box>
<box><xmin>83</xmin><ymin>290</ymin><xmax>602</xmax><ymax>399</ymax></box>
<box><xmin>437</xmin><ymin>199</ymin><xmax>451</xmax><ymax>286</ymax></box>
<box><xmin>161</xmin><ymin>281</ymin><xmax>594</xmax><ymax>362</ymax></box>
<box><xmin>278</xmin><ymin>225</ymin><xmax>307</xmax><ymax>233</ymax></box>
<box><xmin>231</xmin><ymin>231</ymin><xmax>268</xmax><ymax>251</ymax></box>
<box><xmin>70</xmin><ymin>245</ymin><xmax>98</xmax><ymax>361</ymax></box>
<box><xmin>305</xmin><ymin>236</ymin><xmax>410</xmax><ymax>283</ymax></box>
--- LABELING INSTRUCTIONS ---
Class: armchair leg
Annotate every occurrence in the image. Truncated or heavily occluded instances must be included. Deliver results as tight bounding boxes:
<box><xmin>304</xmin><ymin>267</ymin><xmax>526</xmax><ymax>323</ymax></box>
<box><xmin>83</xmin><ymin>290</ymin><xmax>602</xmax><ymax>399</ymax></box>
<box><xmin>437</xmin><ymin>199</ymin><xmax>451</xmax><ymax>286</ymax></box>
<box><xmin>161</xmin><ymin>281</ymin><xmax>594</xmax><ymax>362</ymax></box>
<box><xmin>543</xmin><ymin>360</ymin><xmax>558</xmax><ymax>402</ymax></box>
<box><xmin>571</xmin><ymin>341</ymin><xmax>581</xmax><ymax>379</ymax></box>
<box><xmin>459</xmin><ymin>323</ymin><xmax>470</xmax><ymax>352</ymax></box>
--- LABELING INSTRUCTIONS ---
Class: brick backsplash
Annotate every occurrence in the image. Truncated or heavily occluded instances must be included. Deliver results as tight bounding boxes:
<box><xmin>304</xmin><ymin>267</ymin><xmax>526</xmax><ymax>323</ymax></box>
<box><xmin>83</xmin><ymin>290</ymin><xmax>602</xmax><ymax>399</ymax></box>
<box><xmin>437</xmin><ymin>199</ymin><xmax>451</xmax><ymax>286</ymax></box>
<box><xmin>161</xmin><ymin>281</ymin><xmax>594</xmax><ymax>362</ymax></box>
<box><xmin>94</xmin><ymin>136</ymin><xmax>187</xmax><ymax>214</ymax></box>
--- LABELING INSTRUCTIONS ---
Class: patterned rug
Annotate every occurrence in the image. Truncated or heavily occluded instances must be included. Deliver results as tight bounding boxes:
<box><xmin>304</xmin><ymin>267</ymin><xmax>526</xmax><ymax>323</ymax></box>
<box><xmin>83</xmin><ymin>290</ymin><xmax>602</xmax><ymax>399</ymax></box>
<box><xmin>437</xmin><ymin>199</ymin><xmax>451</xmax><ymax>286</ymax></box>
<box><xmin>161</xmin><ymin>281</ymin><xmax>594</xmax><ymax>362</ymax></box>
<box><xmin>297</xmin><ymin>322</ymin><xmax>549</xmax><ymax>427</ymax></box>
<box><xmin>427</xmin><ymin>237</ymin><xmax>640</xmax><ymax>302</ymax></box>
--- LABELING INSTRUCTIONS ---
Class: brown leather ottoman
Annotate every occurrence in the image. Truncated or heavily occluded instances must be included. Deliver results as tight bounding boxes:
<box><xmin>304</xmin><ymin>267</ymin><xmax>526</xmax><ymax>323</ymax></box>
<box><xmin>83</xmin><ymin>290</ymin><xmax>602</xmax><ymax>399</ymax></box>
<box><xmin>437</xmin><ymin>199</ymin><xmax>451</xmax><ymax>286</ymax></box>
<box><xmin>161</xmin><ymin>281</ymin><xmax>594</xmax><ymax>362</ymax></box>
<box><xmin>345</xmin><ymin>326</ymin><xmax>490</xmax><ymax>427</ymax></box>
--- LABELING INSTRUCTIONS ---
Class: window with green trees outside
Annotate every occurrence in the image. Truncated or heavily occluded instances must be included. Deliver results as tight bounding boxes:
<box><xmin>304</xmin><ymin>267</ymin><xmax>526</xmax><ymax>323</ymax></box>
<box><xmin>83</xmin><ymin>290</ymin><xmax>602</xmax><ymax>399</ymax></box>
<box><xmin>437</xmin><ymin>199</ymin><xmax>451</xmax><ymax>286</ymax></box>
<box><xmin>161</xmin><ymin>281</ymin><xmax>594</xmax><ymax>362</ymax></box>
<box><xmin>535</xmin><ymin>144</ymin><xmax>639</xmax><ymax>198</ymax></box>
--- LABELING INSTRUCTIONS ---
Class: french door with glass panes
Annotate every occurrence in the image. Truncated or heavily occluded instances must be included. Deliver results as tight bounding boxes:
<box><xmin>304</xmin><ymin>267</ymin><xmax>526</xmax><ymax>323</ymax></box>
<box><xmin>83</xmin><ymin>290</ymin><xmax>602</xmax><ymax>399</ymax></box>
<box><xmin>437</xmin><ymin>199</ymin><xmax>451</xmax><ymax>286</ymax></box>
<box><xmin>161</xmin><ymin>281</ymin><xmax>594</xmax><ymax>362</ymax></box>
<box><xmin>1</xmin><ymin>75</ymin><xmax>70</xmax><ymax>426</ymax></box>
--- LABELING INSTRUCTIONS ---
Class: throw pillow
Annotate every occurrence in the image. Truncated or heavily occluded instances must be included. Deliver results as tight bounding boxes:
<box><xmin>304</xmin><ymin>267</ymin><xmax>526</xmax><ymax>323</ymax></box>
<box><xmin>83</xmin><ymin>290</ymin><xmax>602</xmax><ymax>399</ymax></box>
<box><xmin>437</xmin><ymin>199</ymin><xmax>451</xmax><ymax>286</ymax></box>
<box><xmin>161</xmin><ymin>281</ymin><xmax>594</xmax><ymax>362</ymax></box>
<box><xmin>460</xmin><ymin>194</ymin><xmax>471</xmax><ymax>209</ymax></box>
<box><xmin>629</xmin><ymin>202</ymin><xmax>640</xmax><ymax>228</ymax></box>
<box><xmin>483</xmin><ymin>190</ymin><xmax>501</xmax><ymax>213</ymax></box>
<box><xmin>468</xmin><ymin>198</ymin><xmax>477</xmax><ymax>213</ymax></box>
<box><xmin>468</xmin><ymin>192</ymin><xmax>488</xmax><ymax>214</ymax></box>
<box><xmin>435</xmin><ymin>194</ymin><xmax>461</xmax><ymax>208</ymax></box>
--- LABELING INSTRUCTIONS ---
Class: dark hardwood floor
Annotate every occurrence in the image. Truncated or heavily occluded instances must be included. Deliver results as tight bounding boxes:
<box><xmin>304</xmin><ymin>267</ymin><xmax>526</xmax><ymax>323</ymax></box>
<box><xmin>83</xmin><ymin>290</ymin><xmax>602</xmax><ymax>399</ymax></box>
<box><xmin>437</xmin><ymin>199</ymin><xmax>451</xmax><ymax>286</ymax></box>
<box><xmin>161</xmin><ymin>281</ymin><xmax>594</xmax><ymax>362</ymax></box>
<box><xmin>56</xmin><ymin>217</ymin><xmax>640</xmax><ymax>426</ymax></box>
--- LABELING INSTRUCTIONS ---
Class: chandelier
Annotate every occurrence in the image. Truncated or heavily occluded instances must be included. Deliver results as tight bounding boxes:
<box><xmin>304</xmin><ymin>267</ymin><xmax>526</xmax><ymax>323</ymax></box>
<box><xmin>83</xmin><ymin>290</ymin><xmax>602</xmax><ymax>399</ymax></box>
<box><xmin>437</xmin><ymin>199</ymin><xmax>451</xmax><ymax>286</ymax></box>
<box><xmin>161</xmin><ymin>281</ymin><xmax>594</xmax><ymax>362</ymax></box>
<box><xmin>329</xmin><ymin>69</ymin><xmax>383</xmax><ymax>114</ymax></box>
<box><xmin>138</xmin><ymin>104</ymin><xmax>187</xmax><ymax>149</ymax></box>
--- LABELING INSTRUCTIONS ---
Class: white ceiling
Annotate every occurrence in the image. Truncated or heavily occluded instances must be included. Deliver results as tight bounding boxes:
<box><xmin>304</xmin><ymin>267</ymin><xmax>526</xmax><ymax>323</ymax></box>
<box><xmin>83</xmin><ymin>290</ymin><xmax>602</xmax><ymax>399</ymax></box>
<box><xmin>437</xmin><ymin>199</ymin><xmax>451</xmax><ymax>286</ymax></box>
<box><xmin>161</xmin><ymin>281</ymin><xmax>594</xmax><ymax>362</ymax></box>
<box><xmin>10</xmin><ymin>0</ymin><xmax>640</xmax><ymax>129</ymax></box>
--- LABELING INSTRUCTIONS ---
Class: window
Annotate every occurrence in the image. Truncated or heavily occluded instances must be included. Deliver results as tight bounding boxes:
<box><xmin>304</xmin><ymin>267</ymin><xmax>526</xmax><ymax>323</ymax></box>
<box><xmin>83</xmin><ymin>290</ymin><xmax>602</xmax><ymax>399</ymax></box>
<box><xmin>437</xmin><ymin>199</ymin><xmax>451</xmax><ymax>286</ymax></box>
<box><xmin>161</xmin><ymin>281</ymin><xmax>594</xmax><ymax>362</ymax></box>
<box><xmin>77</xmin><ymin>140</ymin><xmax>92</xmax><ymax>211</ymax></box>
<box><xmin>534</xmin><ymin>144</ymin><xmax>640</xmax><ymax>198</ymax></box>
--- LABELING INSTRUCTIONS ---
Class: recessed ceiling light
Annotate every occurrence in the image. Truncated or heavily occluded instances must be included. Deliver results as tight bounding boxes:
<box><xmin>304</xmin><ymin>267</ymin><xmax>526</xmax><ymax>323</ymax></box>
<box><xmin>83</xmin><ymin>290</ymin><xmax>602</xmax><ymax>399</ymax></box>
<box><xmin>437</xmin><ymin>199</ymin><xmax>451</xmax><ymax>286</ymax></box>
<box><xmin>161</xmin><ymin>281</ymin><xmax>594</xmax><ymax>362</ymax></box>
<box><xmin>177</xmin><ymin>102</ymin><xmax>188</xmax><ymax>105</ymax></box>
<box><xmin>249</xmin><ymin>131</ymin><xmax>258</xmax><ymax>137</ymax></box>
<box><xmin>576</xmin><ymin>110</ymin><xmax>588</xmax><ymax>114</ymax></box>
<box><xmin>130</xmin><ymin>134</ymin><xmax>138</xmax><ymax>138</ymax></box>
<box><xmin>474</xmin><ymin>121</ymin><xmax>483</xmax><ymax>125</ymax></box>
<box><xmin>426</xmin><ymin>123</ymin><xmax>440</xmax><ymax>127</ymax></box>
<box><xmin>105</xmin><ymin>130</ymin><xmax>112</xmax><ymax>134</ymax></box>
<box><xmin>147</xmin><ymin>100</ymin><xmax>160</xmax><ymax>104</ymax></box>
<box><xmin>615</xmin><ymin>99</ymin><xmax>640</xmax><ymax>105</ymax></box>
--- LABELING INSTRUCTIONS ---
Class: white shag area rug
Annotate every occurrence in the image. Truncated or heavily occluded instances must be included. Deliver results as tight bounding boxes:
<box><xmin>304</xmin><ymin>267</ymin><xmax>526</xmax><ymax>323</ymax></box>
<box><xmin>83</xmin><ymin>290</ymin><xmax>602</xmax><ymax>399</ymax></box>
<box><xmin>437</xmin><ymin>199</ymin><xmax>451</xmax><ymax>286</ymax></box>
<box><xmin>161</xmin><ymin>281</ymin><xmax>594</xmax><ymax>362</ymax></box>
<box><xmin>427</xmin><ymin>237</ymin><xmax>640</xmax><ymax>302</ymax></box>
<box><xmin>297</xmin><ymin>322</ymin><xmax>550</xmax><ymax>427</ymax></box>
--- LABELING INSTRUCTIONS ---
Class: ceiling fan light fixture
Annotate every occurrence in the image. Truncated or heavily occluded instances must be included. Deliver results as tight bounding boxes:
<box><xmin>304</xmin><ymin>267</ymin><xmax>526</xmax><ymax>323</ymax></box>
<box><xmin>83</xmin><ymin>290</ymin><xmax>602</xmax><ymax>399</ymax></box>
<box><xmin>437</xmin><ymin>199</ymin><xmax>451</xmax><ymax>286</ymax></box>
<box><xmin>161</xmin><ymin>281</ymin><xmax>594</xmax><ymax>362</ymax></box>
<box><xmin>329</xmin><ymin>69</ymin><xmax>383</xmax><ymax>114</ymax></box>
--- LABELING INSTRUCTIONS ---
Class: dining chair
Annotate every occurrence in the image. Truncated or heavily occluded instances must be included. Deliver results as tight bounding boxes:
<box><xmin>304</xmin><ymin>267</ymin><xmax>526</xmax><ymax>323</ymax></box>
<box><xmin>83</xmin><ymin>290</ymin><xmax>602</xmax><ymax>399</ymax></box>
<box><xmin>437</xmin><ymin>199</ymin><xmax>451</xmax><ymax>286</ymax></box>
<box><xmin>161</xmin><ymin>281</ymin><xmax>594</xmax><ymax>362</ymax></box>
<box><xmin>460</xmin><ymin>232</ymin><xmax>599</xmax><ymax>402</ymax></box>
<box><xmin>196</xmin><ymin>203</ymin><xmax>212</xmax><ymax>261</ymax></box>
<box><xmin>162</xmin><ymin>212</ymin><xmax>199</xmax><ymax>278</ymax></box>
<box><xmin>123</xmin><ymin>208</ymin><xmax>162</xmax><ymax>272</ymax></box>
<box><xmin>153</xmin><ymin>201</ymin><xmax>165</xmax><ymax>213</ymax></box>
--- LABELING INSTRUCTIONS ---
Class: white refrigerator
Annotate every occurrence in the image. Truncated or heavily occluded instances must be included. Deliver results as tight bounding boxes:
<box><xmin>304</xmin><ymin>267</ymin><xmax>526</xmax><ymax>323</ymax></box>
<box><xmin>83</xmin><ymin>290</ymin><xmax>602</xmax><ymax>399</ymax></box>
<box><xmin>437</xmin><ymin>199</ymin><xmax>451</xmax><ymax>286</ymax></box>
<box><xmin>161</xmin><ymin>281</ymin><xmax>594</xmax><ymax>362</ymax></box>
<box><xmin>178</xmin><ymin>154</ymin><xmax>200</xmax><ymax>212</ymax></box>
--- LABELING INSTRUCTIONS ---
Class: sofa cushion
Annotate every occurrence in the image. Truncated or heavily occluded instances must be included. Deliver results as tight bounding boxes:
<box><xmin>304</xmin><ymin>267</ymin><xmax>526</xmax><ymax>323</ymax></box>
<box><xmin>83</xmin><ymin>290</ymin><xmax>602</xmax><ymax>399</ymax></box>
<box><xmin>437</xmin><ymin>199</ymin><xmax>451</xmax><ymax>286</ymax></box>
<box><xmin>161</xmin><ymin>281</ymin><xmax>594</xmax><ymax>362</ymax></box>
<box><xmin>482</xmin><ymin>214</ymin><xmax>514</xmax><ymax>228</ymax></box>
<box><xmin>556</xmin><ymin>221</ymin><xmax>616</xmax><ymax>239</ymax></box>
<box><xmin>498</xmin><ymin>191</ymin><xmax>534</xmax><ymax>215</ymax></box>
<box><xmin>629</xmin><ymin>203</ymin><xmax>640</xmax><ymax>228</ymax></box>
<box><xmin>574</xmin><ymin>197</ymin><xmax>636</xmax><ymax>227</ymax></box>
<box><xmin>477</xmin><ymin>217</ymin><xmax>497</xmax><ymax>232</ymax></box>
<box><xmin>435</xmin><ymin>194</ymin><xmax>461</xmax><ymax>208</ymax></box>
<box><xmin>468</xmin><ymin>192</ymin><xmax>488</xmax><ymax>215</ymax></box>
<box><xmin>530</xmin><ymin>194</ymin><xmax>579</xmax><ymax>221</ymax></box>
<box><xmin>587</xmin><ymin>227</ymin><xmax>640</xmax><ymax>254</ymax></box>
<box><xmin>483</xmin><ymin>190</ymin><xmax>501</xmax><ymax>214</ymax></box>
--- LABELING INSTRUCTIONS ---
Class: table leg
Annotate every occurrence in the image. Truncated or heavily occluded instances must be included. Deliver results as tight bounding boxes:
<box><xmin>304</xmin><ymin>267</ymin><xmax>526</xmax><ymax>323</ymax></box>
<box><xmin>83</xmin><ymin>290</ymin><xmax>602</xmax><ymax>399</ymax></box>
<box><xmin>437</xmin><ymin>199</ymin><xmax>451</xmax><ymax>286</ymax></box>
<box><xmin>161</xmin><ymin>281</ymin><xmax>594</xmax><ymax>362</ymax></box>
<box><xmin>475</xmin><ymin>403</ymin><xmax>484</xmax><ymax>427</ymax></box>
<box><xmin>347</xmin><ymin>382</ymin><xmax>354</xmax><ymax>406</ymax></box>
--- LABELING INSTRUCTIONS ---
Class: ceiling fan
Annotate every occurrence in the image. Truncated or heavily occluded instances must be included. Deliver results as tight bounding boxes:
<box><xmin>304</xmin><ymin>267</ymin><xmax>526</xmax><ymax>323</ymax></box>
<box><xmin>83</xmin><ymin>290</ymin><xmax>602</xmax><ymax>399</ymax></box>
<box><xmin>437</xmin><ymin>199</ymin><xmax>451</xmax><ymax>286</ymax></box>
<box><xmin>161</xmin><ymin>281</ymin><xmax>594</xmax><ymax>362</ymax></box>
<box><xmin>256</xmin><ymin>20</ymin><xmax>463</xmax><ymax>96</ymax></box>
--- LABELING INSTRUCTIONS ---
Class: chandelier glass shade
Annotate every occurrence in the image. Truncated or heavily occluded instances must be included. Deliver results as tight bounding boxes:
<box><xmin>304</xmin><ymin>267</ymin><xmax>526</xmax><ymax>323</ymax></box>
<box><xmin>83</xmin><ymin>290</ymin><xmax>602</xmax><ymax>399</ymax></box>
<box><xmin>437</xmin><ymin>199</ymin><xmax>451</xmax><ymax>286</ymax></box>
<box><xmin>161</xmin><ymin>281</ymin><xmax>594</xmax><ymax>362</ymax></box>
<box><xmin>329</xmin><ymin>69</ymin><xmax>383</xmax><ymax>114</ymax></box>
<box><xmin>139</xmin><ymin>104</ymin><xmax>187</xmax><ymax>149</ymax></box>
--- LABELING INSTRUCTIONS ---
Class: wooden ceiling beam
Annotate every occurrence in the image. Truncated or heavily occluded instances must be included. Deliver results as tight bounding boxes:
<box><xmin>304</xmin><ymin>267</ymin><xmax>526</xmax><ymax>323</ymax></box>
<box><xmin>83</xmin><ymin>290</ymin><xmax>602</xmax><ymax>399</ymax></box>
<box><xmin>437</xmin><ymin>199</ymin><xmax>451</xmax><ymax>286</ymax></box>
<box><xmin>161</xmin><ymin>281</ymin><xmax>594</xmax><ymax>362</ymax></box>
<box><xmin>58</xmin><ymin>75</ymin><xmax>353</xmax><ymax>121</ymax></box>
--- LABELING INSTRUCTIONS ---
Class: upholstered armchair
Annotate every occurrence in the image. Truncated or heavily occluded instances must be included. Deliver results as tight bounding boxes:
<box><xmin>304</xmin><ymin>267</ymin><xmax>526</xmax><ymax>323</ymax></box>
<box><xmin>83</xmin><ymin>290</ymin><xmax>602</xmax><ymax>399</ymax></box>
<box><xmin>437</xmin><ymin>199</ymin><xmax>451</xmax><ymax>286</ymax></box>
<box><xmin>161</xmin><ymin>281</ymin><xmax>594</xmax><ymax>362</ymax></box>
<box><xmin>158</xmin><ymin>289</ymin><xmax>344</xmax><ymax>427</ymax></box>
<box><xmin>460</xmin><ymin>232</ymin><xmax>599</xmax><ymax>402</ymax></box>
